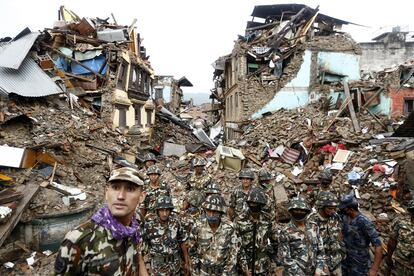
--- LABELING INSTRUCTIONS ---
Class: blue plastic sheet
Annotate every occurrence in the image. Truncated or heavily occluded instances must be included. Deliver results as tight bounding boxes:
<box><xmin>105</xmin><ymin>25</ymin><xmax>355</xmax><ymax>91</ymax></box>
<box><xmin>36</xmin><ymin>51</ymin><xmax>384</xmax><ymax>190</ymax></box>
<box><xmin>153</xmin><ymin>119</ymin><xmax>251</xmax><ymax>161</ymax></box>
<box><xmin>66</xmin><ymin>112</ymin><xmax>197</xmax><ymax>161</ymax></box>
<box><xmin>71</xmin><ymin>55</ymin><xmax>108</xmax><ymax>75</ymax></box>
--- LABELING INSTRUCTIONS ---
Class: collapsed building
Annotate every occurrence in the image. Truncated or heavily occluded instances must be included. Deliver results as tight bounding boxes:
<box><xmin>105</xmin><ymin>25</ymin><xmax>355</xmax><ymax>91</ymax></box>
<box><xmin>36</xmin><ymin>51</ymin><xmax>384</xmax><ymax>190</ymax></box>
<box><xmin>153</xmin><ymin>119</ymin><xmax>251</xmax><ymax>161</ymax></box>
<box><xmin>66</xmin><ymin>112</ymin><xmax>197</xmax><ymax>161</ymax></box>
<box><xmin>153</xmin><ymin>75</ymin><xmax>193</xmax><ymax>114</ymax></box>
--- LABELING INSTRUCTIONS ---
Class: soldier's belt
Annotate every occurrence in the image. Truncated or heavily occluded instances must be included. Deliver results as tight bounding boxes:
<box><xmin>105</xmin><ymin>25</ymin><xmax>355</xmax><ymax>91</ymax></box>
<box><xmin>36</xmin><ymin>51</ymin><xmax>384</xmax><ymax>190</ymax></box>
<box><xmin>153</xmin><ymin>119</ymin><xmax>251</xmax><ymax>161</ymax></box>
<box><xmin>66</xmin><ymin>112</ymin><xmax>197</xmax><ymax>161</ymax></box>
<box><xmin>200</xmin><ymin>263</ymin><xmax>224</xmax><ymax>274</ymax></box>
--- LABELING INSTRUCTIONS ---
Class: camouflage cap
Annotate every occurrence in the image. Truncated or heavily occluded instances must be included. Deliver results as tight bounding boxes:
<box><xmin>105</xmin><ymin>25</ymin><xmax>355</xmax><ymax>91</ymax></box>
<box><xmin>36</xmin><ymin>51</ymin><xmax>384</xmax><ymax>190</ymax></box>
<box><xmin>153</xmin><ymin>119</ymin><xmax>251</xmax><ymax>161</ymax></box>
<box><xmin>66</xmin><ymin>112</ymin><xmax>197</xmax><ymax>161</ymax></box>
<box><xmin>155</xmin><ymin>195</ymin><xmax>174</xmax><ymax>210</ymax></box>
<box><xmin>205</xmin><ymin>181</ymin><xmax>221</xmax><ymax>195</ymax></box>
<box><xmin>239</xmin><ymin>168</ymin><xmax>255</xmax><ymax>180</ymax></box>
<box><xmin>202</xmin><ymin>194</ymin><xmax>226</xmax><ymax>213</ymax></box>
<box><xmin>146</xmin><ymin>165</ymin><xmax>161</xmax><ymax>175</ymax></box>
<box><xmin>143</xmin><ymin>153</ymin><xmax>157</xmax><ymax>163</ymax></box>
<box><xmin>187</xmin><ymin>190</ymin><xmax>205</xmax><ymax>207</ymax></box>
<box><xmin>288</xmin><ymin>197</ymin><xmax>310</xmax><ymax>212</ymax></box>
<box><xmin>258</xmin><ymin>168</ymin><xmax>273</xmax><ymax>181</ymax></box>
<box><xmin>318</xmin><ymin>169</ymin><xmax>333</xmax><ymax>182</ymax></box>
<box><xmin>108</xmin><ymin>167</ymin><xmax>144</xmax><ymax>186</ymax></box>
<box><xmin>338</xmin><ymin>194</ymin><xmax>359</xmax><ymax>210</ymax></box>
<box><xmin>247</xmin><ymin>187</ymin><xmax>267</xmax><ymax>205</ymax></box>
<box><xmin>193</xmin><ymin>156</ymin><xmax>207</xmax><ymax>167</ymax></box>
<box><xmin>316</xmin><ymin>191</ymin><xmax>338</xmax><ymax>208</ymax></box>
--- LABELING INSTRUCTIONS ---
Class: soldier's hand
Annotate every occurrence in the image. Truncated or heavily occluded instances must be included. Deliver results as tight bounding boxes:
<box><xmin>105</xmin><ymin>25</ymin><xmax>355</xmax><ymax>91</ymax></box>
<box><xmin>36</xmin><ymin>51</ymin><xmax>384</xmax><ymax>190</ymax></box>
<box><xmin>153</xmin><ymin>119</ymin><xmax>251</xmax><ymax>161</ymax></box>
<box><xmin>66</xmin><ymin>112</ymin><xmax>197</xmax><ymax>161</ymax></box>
<box><xmin>183</xmin><ymin>263</ymin><xmax>190</xmax><ymax>276</ymax></box>
<box><xmin>368</xmin><ymin>267</ymin><xmax>378</xmax><ymax>276</ymax></box>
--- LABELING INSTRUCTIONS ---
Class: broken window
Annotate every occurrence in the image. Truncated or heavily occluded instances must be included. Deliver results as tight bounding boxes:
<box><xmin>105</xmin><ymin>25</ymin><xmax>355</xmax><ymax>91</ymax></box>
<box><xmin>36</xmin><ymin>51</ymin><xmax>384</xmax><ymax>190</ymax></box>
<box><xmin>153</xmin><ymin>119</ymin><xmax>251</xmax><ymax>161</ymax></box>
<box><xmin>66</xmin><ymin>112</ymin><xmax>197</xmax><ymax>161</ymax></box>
<box><xmin>155</xmin><ymin>88</ymin><xmax>163</xmax><ymax>100</ymax></box>
<box><xmin>129</xmin><ymin>65</ymin><xmax>140</xmax><ymax>92</ymax></box>
<box><xmin>134</xmin><ymin>104</ymin><xmax>142</xmax><ymax>127</ymax></box>
<box><xmin>118</xmin><ymin>106</ymin><xmax>127</xmax><ymax>128</ymax></box>
<box><xmin>404</xmin><ymin>98</ymin><xmax>414</xmax><ymax>114</ymax></box>
<box><xmin>116</xmin><ymin>62</ymin><xmax>129</xmax><ymax>91</ymax></box>
<box><xmin>146</xmin><ymin>108</ymin><xmax>153</xmax><ymax>126</ymax></box>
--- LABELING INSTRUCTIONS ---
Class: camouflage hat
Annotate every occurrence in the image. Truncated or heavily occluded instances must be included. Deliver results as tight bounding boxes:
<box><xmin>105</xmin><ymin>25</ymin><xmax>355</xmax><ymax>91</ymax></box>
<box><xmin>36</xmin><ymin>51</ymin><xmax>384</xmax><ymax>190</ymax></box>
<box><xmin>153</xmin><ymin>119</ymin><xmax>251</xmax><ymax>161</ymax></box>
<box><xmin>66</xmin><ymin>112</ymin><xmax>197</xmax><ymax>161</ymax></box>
<box><xmin>316</xmin><ymin>191</ymin><xmax>338</xmax><ymax>208</ymax></box>
<box><xmin>155</xmin><ymin>196</ymin><xmax>174</xmax><ymax>210</ymax></box>
<box><xmin>407</xmin><ymin>199</ymin><xmax>414</xmax><ymax>212</ymax></box>
<box><xmin>258</xmin><ymin>168</ymin><xmax>273</xmax><ymax>181</ymax></box>
<box><xmin>108</xmin><ymin>167</ymin><xmax>144</xmax><ymax>186</ymax></box>
<box><xmin>288</xmin><ymin>197</ymin><xmax>310</xmax><ymax>212</ymax></box>
<box><xmin>205</xmin><ymin>181</ymin><xmax>221</xmax><ymax>195</ymax></box>
<box><xmin>193</xmin><ymin>156</ymin><xmax>207</xmax><ymax>167</ymax></box>
<box><xmin>338</xmin><ymin>194</ymin><xmax>359</xmax><ymax>210</ymax></box>
<box><xmin>146</xmin><ymin>165</ymin><xmax>161</xmax><ymax>175</ymax></box>
<box><xmin>239</xmin><ymin>168</ymin><xmax>255</xmax><ymax>180</ymax></box>
<box><xmin>202</xmin><ymin>194</ymin><xmax>226</xmax><ymax>213</ymax></box>
<box><xmin>247</xmin><ymin>187</ymin><xmax>267</xmax><ymax>205</ymax></box>
<box><xmin>187</xmin><ymin>190</ymin><xmax>205</xmax><ymax>207</ymax></box>
<box><xmin>318</xmin><ymin>169</ymin><xmax>333</xmax><ymax>182</ymax></box>
<box><xmin>143</xmin><ymin>153</ymin><xmax>157</xmax><ymax>163</ymax></box>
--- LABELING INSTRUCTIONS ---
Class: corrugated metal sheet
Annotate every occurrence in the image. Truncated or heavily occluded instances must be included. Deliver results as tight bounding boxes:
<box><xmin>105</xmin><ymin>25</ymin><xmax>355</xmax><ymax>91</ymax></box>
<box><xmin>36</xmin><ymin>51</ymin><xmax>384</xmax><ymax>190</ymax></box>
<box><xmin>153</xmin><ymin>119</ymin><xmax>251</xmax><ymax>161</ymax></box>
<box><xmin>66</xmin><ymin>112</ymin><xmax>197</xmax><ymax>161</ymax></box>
<box><xmin>0</xmin><ymin>32</ymin><xmax>39</xmax><ymax>69</ymax></box>
<box><xmin>0</xmin><ymin>57</ymin><xmax>63</xmax><ymax>97</ymax></box>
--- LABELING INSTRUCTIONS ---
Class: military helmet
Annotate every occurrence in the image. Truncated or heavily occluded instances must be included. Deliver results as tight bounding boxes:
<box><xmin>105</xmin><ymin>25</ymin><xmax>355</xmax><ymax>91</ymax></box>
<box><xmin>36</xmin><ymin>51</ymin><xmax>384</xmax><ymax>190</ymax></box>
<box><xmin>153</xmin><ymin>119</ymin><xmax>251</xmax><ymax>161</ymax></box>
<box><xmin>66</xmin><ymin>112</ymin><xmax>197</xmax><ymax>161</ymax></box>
<box><xmin>187</xmin><ymin>190</ymin><xmax>204</xmax><ymax>207</ymax></box>
<box><xmin>108</xmin><ymin>167</ymin><xmax>144</xmax><ymax>186</ymax></box>
<box><xmin>407</xmin><ymin>199</ymin><xmax>414</xmax><ymax>212</ymax></box>
<box><xmin>239</xmin><ymin>168</ymin><xmax>255</xmax><ymax>180</ymax></box>
<box><xmin>143</xmin><ymin>153</ymin><xmax>157</xmax><ymax>163</ymax></box>
<box><xmin>318</xmin><ymin>169</ymin><xmax>333</xmax><ymax>182</ymax></box>
<box><xmin>146</xmin><ymin>165</ymin><xmax>161</xmax><ymax>175</ymax></box>
<box><xmin>247</xmin><ymin>187</ymin><xmax>267</xmax><ymax>205</ymax></box>
<box><xmin>338</xmin><ymin>194</ymin><xmax>359</xmax><ymax>210</ymax></box>
<box><xmin>193</xmin><ymin>156</ymin><xmax>207</xmax><ymax>167</ymax></box>
<box><xmin>316</xmin><ymin>191</ymin><xmax>338</xmax><ymax>208</ymax></box>
<box><xmin>156</xmin><ymin>196</ymin><xmax>174</xmax><ymax>210</ymax></box>
<box><xmin>205</xmin><ymin>181</ymin><xmax>221</xmax><ymax>195</ymax></box>
<box><xmin>258</xmin><ymin>168</ymin><xmax>273</xmax><ymax>181</ymax></box>
<box><xmin>288</xmin><ymin>197</ymin><xmax>310</xmax><ymax>212</ymax></box>
<box><xmin>202</xmin><ymin>194</ymin><xmax>226</xmax><ymax>213</ymax></box>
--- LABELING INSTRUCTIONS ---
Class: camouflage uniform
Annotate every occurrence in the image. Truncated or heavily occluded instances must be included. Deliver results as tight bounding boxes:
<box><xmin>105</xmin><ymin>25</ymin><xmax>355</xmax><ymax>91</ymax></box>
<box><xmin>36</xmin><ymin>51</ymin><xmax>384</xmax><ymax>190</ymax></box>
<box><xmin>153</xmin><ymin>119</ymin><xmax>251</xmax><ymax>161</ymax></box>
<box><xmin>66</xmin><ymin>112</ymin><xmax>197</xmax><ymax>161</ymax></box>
<box><xmin>339</xmin><ymin>195</ymin><xmax>382</xmax><ymax>276</ymax></box>
<box><xmin>230</xmin><ymin>169</ymin><xmax>255</xmax><ymax>220</ymax></box>
<box><xmin>389</xmin><ymin>201</ymin><xmax>414</xmax><ymax>276</ymax></box>
<box><xmin>278</xmin><ymin>197</ymin><xmax>327</xmax><ymax>275</ymax></box>
<box><xmin>142</xmin><ymin>196</ymin><xmax>187</xmax><ymax>275</ymax></box>
<box><xmin>234</xmin><ymin>187</ymin><xmax>278</xmax><ymax>275</ymax></box>
<box><xmin>308</xmin><ymin>192</ymin><xmax>345</xmax><ymax>275</ymax></box>
<box><xmin>141</xmin><ymin>166</ymin><xmax>171</xmax><ymax>216</ymax></box>
<box><xmin>137</xmin><ymin>153</ymin><xmax>157</xmax><ymax>181</ymax></box>
<box><xmin>189</xmin><ymin>194</ymin><xmax>240</xmax><ymax>275</ymax></box>
<box><xmin>257</xmin><ymin>168</ymin><xmax>277</xmax><ymax>220</ymax></box>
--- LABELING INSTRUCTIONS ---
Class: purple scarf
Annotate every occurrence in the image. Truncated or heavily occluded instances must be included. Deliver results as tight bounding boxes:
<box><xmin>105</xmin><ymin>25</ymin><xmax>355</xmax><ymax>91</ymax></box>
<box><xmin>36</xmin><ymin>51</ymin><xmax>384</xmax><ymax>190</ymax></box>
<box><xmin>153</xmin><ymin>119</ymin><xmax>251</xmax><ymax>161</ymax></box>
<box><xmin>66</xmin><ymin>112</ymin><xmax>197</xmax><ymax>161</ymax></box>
<box><xmin>91</xmin><ymin>205</ymin><xmax>141</xmax><ymax>244</ymax></box>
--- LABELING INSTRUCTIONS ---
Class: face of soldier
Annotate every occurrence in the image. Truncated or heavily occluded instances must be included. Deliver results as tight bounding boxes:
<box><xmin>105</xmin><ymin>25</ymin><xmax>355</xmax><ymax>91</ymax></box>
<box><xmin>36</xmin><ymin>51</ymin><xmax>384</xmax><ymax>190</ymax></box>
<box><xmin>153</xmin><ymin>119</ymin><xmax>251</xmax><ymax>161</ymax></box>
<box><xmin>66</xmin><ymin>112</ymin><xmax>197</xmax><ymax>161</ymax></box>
<box><xmin>321</xmin><ymin>206</ymin><xmax>337</xmax><ymax>218</ymax></box>
<box><xmin>158</xmin><ymin>208</ymin><xmax>171</xmax><ymax>222</ymax></box>
<box><xmin>149</xmin><ymin>174</ymin><xmax>159</xmax><ymax>184</ymax></box>
<box><xmin>194</xmin><ymin>165</ymin><xmax>204</xmax><ymax>175</ymax></box>
<box><xmin>145</xmin><ymin>160</ymin><xmax>155</xmax><ymax>168</ymax></box>
<box><xmin>241</xmin><ymin>178</ymin><xmax>252</xmax><ymax>189</ymax></box>
<box><xmin>106</xmin><ymin>180</ymin><xmax>143</xmax><ymax>225</ymax></box>
<box><xmin>205</xmin><ymin>209</ymin><xmax>221</xmax><ymax>224</ymax></box>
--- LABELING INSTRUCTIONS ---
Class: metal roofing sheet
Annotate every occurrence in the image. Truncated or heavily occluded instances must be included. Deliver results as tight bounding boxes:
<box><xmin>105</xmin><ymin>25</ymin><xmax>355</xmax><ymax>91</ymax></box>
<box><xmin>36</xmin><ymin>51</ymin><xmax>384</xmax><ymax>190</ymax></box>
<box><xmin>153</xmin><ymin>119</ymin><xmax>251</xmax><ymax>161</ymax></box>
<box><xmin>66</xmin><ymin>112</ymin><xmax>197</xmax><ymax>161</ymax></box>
<box><xmin>0</xmin><ymin>32</ymin><xmax>40</xmax><ymax>69</ymax></box>
<box><xmin>0</xmin><ymin>57</ymin><xmax>63</xmax><ymax>97</ymax></box>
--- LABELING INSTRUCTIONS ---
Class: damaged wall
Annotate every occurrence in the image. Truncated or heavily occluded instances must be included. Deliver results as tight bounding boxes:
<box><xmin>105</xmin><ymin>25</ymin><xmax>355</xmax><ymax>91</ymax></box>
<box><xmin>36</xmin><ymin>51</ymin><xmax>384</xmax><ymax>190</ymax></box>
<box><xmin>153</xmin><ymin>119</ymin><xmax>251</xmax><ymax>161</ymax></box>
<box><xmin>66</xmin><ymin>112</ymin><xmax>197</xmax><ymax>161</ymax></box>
<box><xmin>390</xmin><ymin>87</ymin><xmax>414</xmax><ymax>117</ymax></box>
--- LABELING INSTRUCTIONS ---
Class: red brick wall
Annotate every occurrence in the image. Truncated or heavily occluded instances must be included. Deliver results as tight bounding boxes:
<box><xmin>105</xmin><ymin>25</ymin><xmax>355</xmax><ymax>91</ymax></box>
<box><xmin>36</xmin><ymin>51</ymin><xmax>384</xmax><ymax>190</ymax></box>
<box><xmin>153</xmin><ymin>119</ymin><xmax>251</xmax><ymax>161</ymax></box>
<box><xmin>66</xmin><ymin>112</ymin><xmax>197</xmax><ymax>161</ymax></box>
<box><xmin>389</xmin><ymin>88</ymin><xmax>414</xmax><ymax>117</ymax></box>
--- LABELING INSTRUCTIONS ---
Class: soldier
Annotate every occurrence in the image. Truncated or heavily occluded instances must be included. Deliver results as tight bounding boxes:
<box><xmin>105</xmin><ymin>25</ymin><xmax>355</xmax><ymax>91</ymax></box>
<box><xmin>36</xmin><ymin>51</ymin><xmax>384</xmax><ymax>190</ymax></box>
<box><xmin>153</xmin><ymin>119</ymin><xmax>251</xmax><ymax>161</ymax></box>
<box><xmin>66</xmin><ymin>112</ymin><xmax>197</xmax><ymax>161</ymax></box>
<box><xmin>142</xmin><ymin>196</ymin><xmax>189</xmax><ymax>275</ymax></box>
<box><xmin>54</xmin><ymin>167</ymin><xmax>148</xmax><ymax>275</ymax></box>
<box><xmin>189</xmin><ymin>194</ymin><xmax>240</xmax><ymax>275</ymax></box>
<box><xmin>308</xmin><ymin>191</ymin><xmax>345</xmax><ymax>275</ymax></box>
<box><xmin>309</xmin><ymin>169</ymin><xmax>335</xmax><ymax>206</ymax></box>
<box><xmin>187</xmin><ymin>156</ymin><xmax>212</xmax><ymax>192</ymax></box>
<box><xmin>140</xmin><ymin>165</ymin><xmax>171</xmax><ymax>217</ymax></box>
<box><xmin>235</xmin><ymin>187</ymin><xmax>278</xmax><ymax>275</ymax></box>
<box><xmin>278</xmin><ymin>197</ymin><xmax>327</xmax><ymax>275</ymax></box>
<box><xmin>204</xmin><ymin>180</ymin><xmax>222</xmax><ymax>197</ymax></box>
<box><xmin>229</xmin><ymin>168</ymin><xmax>255</xmax><ymax>221</ymax></box>
<box><xmin>257</xmin><ymin>168</ymin><xmax>277</xmax><ymax>220</ymax></box>
<box><xmin>385</xmin><ymin>199</ymin><xmax>414</xmax><ymax>276</ymax></box>
<box><xmin>339</xmin><ymin>194</ymin><xmax>383</xmax><ymax>276</ymax></box>
<box><xmin>138</xmin><ymin>153</ymin><xmax>158</xmax><ymax>181</ymax></box>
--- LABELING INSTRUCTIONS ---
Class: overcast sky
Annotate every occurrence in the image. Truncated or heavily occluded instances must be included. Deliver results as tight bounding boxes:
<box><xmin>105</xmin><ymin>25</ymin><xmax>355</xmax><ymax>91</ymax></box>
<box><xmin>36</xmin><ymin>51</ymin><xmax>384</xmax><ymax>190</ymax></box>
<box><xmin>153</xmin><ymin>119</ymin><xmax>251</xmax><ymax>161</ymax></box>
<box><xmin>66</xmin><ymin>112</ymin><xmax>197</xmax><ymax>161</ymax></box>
<box><xmin>0</xmin><ymin>0</ymin><xmax>412</xmax><ymax>95</ymax></box>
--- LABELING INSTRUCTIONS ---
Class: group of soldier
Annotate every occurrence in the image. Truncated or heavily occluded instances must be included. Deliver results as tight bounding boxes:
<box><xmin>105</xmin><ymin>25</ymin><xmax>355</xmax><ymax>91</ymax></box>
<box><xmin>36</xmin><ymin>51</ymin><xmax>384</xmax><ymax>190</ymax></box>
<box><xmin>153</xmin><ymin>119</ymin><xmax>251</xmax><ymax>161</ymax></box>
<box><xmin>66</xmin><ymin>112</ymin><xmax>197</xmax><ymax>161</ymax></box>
<box><xmin>54</xmin><ymin>153</ymin><xmax>414</xmax><ymax>276</ymax></box>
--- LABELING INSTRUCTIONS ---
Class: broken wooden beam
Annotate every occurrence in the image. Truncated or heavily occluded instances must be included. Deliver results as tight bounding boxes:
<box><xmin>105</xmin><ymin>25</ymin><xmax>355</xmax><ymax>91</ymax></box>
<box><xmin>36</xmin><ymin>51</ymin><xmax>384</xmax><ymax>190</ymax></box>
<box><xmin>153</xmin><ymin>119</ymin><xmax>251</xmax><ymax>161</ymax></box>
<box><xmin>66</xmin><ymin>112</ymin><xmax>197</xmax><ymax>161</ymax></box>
<box><xmin>343</xmin><ymin>80</ymin><xmax>361</xmax><ymax>133</ymax></box>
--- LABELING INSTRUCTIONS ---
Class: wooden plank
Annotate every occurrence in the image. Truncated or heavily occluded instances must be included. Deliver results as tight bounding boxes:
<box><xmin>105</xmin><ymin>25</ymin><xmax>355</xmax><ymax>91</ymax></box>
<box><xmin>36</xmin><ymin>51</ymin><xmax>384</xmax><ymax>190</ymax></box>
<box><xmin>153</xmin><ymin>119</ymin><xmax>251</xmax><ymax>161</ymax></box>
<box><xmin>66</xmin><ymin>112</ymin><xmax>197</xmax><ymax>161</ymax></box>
<box><xmin>357</xmin><ymin>89</ymin><xmax>362</xmax><ymax>112</ymax></box>
<box><xmin>343</xmin><ymin>80</ymin><xmax>360</xmax><ymax>133</ymax></box>
<box><xmin>362</xmin><ymin>88</ymin><xmax>383</xmax><ymax>108</ymax></box>
<box><xmin>361</xmin><ymin>106</ymin><xmax>388</xmax><ymax>131</ymax></box>
<box><xmin>0</xmin><ymin>183</ymin><xmax>40</xmax><ymax>247</ymax></box>
<box><xmin>0</xmin><ymin>190</ymin><xmax>23</xmax><ymax>205</ymax></box>
<box><xmin>323</xmin><ymin>97</ymin><xmax>352</xmax><ymax>132</ymax></box>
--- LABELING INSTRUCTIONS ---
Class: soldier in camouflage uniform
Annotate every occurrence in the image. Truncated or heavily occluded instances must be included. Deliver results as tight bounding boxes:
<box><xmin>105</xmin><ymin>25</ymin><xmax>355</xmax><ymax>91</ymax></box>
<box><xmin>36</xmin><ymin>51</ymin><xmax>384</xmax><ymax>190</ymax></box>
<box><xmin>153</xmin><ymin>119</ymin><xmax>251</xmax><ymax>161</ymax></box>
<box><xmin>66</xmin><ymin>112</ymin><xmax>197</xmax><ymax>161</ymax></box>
<box><xmin>140</xmin><ymin>165</ymin><xmax>171</xmax><ymax>217</ymax></box>
<box><xmin>187</xmin><ymin>156</ymin><xmax>212</xmax><ymax>192</ymax></box>
<box><xmin>235</xmin><ymin>187</ymin><xmax>278</xmax><ymax>275</ymax></box>
<box><xmin>386</xmin><ymin>199</ymin><xmax>414</xmax><ymax>276</ymax></box>
<box><xmin>142</xmin><ymin>196</ymin><xmax>189</xmax><ymax>275</ymax></box>
<box><xmin>137</xmin><ymin>153</ymin><xmax>158</xmax><ymax>181</ymax></box>
<box><xmin>229</xmin><ymin>168</ymin><xmax>255</xmax><ymax>221</ymax></box>
<box><xmin>257</xmin><ymin>168</ymin><xmax>277</xmax><ymax>220</ymax></box>
<box><xmin>308</xmin><ymin>191</ymin><xmax>345</xmax><ymax>275</ymax></box>
<box><xmin>278</xmin><ymin>197</ymin><xmax>328</xmax><ymax>275</ymax></box>
<box><xmin>339</xmin><ymin>194</ymin><xmax>383</xmax><ymax>276</ymax></box>
<box><xmin>189</xmin><ymin>194</ymin><xmax>240</xmax><ymax>275</ymax></box>
<box><xmin>308</xmin><ymin>169</ymin><xmax>336</xmax><ymax>206</ymax></box>
<box><xmin>55</xmin><ymin>167</ymin><xmax>148</xmax><ymax>275</ymax></box>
